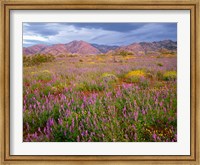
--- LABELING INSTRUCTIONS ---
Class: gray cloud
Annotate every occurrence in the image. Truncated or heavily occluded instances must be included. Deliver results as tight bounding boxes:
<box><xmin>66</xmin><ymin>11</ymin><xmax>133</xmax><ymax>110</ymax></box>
<box><xmin>23</xmin><ymin>23</ymin><xmax>177</xmax><ymax>47</ymax></box>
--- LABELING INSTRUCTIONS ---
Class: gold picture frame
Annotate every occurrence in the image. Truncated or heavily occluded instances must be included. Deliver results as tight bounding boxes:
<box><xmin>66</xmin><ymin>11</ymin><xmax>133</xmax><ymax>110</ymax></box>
<box><xmin>0</xmin><ymin>0</ymin><xmax>199</xmax><ymax>164</ymax></box>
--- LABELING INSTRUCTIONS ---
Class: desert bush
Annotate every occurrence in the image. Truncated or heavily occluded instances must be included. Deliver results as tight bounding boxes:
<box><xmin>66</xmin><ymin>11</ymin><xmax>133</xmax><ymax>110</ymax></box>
<box><xmin>75</xmin><ymin>83</ymin><xmax>86</xmax><ymax>91</ymax></box>
<box><xmin>163</xmin><ymin>71</ymin><xmax>177</xmax><ymax>81</ymax></box>
<box><xmin>33</xmin><ymin>70</ymin><xmax>53</xmax><ymax>82</ymax></box>
<box><xmin>157</xmin><ymin>63</ymin><xmax>163</xmax><ymax>67</ymax></box>
<box><xmin>76</xmin><ymin>82</ymin><xmax>105</xmax><ymax>92</ymax></box>
<box><xmin>161</xmin><ymin>51</ymin><xmax>176</xmax><ymax>55</ymax></box>
<box><xmin>154</xmin><ymin>81</ymin><xmax>165</xmax><ymax>88</ymax></box>
<box><xmin>57</xmin><ymin>54</ymin><xmax>66</xmax><ymax>58</ymax></box>
<box><xmin>23</xmin><ymin>54</ymin><xmax>55</xmax><ymax>66</ymax></box>
<box><xmin>145</xmin><ymin>70</ymin><xmax>155</xmax><ymax>80</ymax></box>
<box><xmin>67</xmin><ymin>54</ymin><xmax>78</xmax><ymax>57</ymax></box>
<box><xmin>98</xmin><ymin>54</ymin><xmax>107</xmax><ymax>57</ymax></box>
<box><xmin>156</xmin><ymin>71</ymin><xmax>164</xmax><ymax>81</ymax></box>
<box><xmin>125</xmin><ymin>70</ymin><xmax>146</xmax><ymax>83</ymax></box>
<box><xmin>118</xmin><ymin>50</ymin><xmax>133</xmax><ymax>56</ymax></box>
<box><xmin>101</xmin><ymin>73</ymin><xmax>118</xmax><ymax>83</ymax></box>
<box><xmin>139</xmin><ymin>79</ymin><xmax>150</xmax><ymax>89</ymax></box>
<box><xmin>42</xmin><ymin>86</ymin><xmax>52</xmax><ymax>96</ymax></box>
<box><xmin>30</xmin><ymin>83</ymin><xmax>41</xmax><ymax>91</ymax></box>
<box><xmin>52</xmin><ymin>82</ymin><xmax>67</xmax><ymax>93</ymax></box>
<box><xmin>86</xmin><ymin>83</ymin><xmax>105</xmax><ymax>92</ymax></box>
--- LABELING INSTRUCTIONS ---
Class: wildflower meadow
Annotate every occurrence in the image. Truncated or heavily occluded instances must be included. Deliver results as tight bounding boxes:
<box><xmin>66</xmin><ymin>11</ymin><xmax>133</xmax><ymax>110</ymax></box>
<box><xmin>23</xmin><ymin>53</ymin><xmax>177</xmax><ymax>142</ymax></box>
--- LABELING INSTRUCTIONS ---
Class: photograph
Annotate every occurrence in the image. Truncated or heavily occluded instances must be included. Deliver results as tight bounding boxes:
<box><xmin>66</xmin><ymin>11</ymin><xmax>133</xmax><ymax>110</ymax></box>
<box><xmin>23</xmin><ymin>23</ymin><xmax>177</xmax><ymax>142</ymax></box>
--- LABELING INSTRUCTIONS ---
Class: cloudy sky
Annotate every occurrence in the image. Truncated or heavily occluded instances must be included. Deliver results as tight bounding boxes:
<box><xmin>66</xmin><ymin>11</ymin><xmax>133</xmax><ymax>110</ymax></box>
<box><xmin>23</xmin><ymin>23</ymin><xmax>177</xmax><ymax>47</ymax></box>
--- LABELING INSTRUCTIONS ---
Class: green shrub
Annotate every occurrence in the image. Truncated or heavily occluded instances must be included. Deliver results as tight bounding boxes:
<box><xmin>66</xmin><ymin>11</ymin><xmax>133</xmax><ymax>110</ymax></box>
<box><xmin>128</xmin><ymin>76</ymin><xmax>140</xmax><ymax>83</ymax></box>
<box><xmin>119</xmin><ymin>50</ymin><xmax>133</xmax><ymax>56</ymax></box>
<box><xmin>163</xmin><ymin>71</ymin><xmax>177</xmax><ymax>81</ymax></box>
<box><xmin>42</xmin><ymin>86</ymin><xmax>52</xmax><ymax>96</ymax></box>
<box><xmin>57</xmin><ymin>54</ymin><xmax>66</xmax><ymax>58</ymax></box>
<box><xmin>156</xmin><ymin>71</ymin><xmax>164</xmax><ymax>81</ymax></box>
<box><xmin>146</xmin><ymin>71</ymin><xmax>154</xmax><ymax>80</ymax></box>
<box><xmin>157</xmin><ymin>63</ymin><xmax>163</xmax><ymax>67</ymax></box>
<box><xmin>31</xmin><ymin>83</ymin><xmax>41</xmax><ymax>91</ymax></box>
<box><xmin>67</xmin><ymin>54</ymin><xmax>78</xmax><ymax>57</ymax></box>
<box><xmin>36</xmin><ymin>70</ymin><xmax>52</xmax><ymax>82</ymax></box>
<box><xmin>101</xmin><ymin>73</ymin><xmax>118</xmax><ymax>83</ymax></box>
<box><xmin>23</xmin><ymin>54</ymin><xmax>55</xmax><ymax>66</ymax></box>
<box><xmin>125</xmin><ymin>70</ymin><xmax>145</xmax><ymax>83</ymax></box>
<box><xmin>76</xmin><ymin>82</ymin><xmax>105</xmax><ymax>92</ymax></box>
<box><xmin>140</xmin><ymin>79</ymin><xmax>150</xmax><ymax>89</ymax></box>
<box><xmin>154</xmin><ymin>81</ymin><xmax>164</xmax><ymax>88</ymax></box>
<box><xmin>52</xmin><ymin>82</ymin><xmax>67</xmax><ymax>93</ymax></box>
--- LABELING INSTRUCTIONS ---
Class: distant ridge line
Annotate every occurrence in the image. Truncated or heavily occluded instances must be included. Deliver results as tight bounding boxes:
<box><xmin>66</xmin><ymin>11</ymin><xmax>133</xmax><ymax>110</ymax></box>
<box><xmin>23</xmin><ymin>40</ymin><xmax>177</xmax><ymax>56</ymax></box>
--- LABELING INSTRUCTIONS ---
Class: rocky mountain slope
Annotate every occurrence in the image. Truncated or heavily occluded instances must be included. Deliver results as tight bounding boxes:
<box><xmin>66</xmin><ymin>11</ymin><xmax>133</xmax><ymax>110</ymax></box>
<box><xmin>23</xmin><ymin>40</ymin><xmax>176</xmax><ymax>56</ymax></box>
<box><xmin>107</xmin><ymin>40</ymin><xmax>177</xmax><ymax>56</ymax></box>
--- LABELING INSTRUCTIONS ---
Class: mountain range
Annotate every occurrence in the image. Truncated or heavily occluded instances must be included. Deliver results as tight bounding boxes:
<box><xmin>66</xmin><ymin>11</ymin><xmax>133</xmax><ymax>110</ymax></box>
<box><xmin>23</xmin><ymin>40</ymin><xmax>177</xmax><ymax>56</ymax></box>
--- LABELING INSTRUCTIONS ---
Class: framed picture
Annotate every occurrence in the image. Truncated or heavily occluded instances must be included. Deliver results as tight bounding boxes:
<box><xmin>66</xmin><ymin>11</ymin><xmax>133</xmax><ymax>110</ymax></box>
<box><xmin>0</xmin><ymin>0</ymin><xmax>199</xmax><ymax>164</ymax></box>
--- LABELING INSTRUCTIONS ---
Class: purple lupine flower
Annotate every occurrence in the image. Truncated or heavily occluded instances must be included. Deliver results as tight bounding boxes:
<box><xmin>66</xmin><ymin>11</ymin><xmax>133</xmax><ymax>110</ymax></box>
<box><xmin>69</xmin><ymin>126</ymin><xmax>73</xmax><ymax>132</ymax></box>
<box><xmin>134</xmin><ymin>111</ymin><xmax>139</xmax><ymax>121</ymax></box>
<box><xmin>163</xmin><ymin>107</ymin><xmax>167</xmax><ymax>113</ymax></box>
<box><xmin>38</xmin><ymin>127</ymin><xmax>42</xmax><ymax>133</ymax></box>
<box><xmin>123</xmin><ymin>106</ymin><xmax>127</xmax><ymax>118</ymax></box>
<box><xmin>132</xmin><ymin>124</ymin><xmax>136</xmax><ymax>130</ymax></box>
<box><xmin>72</xmin><ymin>118</ymin><xmax>75</xmax><ymax>128</ymax></box>
<box><xmin>46</xmin><ymin>134</ymin><xmax>50</xmax><ymax>140</ymax></box>
<box><xmin>88</xmin><ymin>137</ymin><xmax>92</xmax><ymax>142</ymax></box>
<box><xmin>49</xmin><ymin>118</ymin><xmax>54</xmax><ymax>126</ymax></box>
<box><xmin>142</xmin><ymin>109</ymin><xmax>146</xmax><ymax>115</ymax></box>
<box><xmin>27</xmin><ymin>133</ymin><xmax>31</xmax><ymax>141</ymax></box>
<box><xmin>102</xmin><ymin>134</ymin><xmax>105</xmax><ymax>139</ymax></box>
<box><xmin>152</xmin><ymin>133</ymin><xmax>157</xmax><ymax>141</ymax></box>
<box><xmin>81</xmin><ymin>103</ymin><xmax>85</xmax><ymax>109</ymax></box>
<box><xmin>134</xmin><ymin>100</ymin><xmax>137</xmax><ymax>106</ymax></box>
<box><xmin>33</xmin><ymin>132</ymin><xmax>38</xmax><ymax>139</ymax></box>
<box><xmin>81</xmin><ymin>132</ymin><xmax>85</xmax><ymax>137</ymax></box>
<box><xmin>58</xmin><ymin>118</ymin><xmax>63</xmax><ymax>125</ymax></box>
<box><xmin>43</xmin><ymin>127</ymin><xmax>47</xmax><ymax>134</ymax></box>
<box><xmin>23</xmin><ymin>105</ymin><xmax>26</xmax><ymax>112</ymax></box>
<box><xmin>77</xmin><ymin>136</ymin><xmax>80</xmax><ymax>142</ymax></box>
<box><xmin>134</xmin><ymin>133</ymin><xmax>137</xmax><ymax>141</ymax></box>
<box><xmin>85</xmin><ymin>130</ymin><xmax>88</xmax><ymax>136</ymax></box>
<box><xmin>78</xmin><ymin>126</ymin><xmax>81</xmax><ymax>131</ymax></box>
<box><xmin>26</xmin><ymin>122</ymin><xmax>30</xmax><ymax>131</ymax></box>
<box><xmin>174</xmin><ymin>134</ymin><xmax>177</xmax><ymax>140</ymax></box>
<box><xmin>155</xmin><ymin>98</ymin><xmax>158</xmax><ymax>105</ymax></box>
<box><xmin>86</xmin><ymin>117</ymin><xmax>89</xmax><ymax>124</ymax></box>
